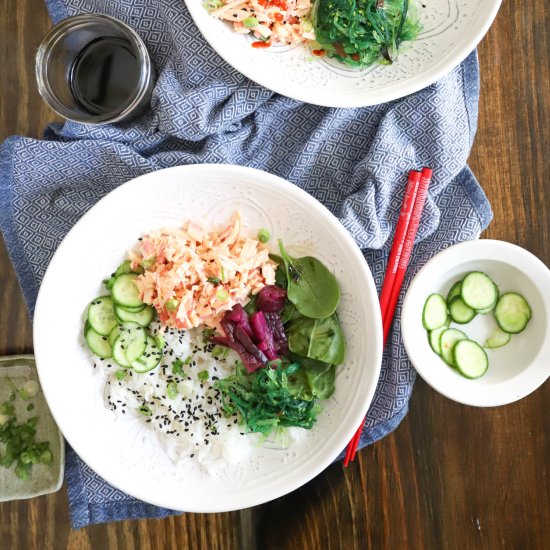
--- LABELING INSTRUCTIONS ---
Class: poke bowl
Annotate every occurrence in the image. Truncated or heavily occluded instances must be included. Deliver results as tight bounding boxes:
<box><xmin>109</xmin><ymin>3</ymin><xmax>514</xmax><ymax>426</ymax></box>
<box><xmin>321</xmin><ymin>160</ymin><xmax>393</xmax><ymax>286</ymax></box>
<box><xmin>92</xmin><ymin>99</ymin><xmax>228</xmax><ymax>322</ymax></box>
<box><xmin>33</xmin><ymin>164</ymin><xmax>383</xmax><ymax>511</ymax></box>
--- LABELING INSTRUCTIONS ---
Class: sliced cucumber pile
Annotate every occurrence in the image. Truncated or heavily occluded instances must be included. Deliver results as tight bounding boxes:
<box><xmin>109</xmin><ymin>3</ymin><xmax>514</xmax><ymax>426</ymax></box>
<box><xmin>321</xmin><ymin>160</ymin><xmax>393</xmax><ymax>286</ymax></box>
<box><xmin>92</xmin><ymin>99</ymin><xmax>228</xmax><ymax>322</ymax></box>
<box><xmin>84</xmin><ymin>261</ymin><xmax>163</xmax><ymax>372</ymax></box>
<box><xmin>422</xmin><ymin>271</ymin><xmax>532</xmax><ymax>380</ymax></box>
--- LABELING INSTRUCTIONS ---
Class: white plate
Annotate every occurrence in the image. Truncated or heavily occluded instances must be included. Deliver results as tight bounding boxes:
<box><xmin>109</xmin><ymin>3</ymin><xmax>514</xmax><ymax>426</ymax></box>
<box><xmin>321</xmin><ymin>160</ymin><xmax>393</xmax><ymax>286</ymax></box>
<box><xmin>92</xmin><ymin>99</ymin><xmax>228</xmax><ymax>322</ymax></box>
<box><xmin>184</xmin><ymin>0</ymin><xmax>502</xmax><ymax>107</ymax></box>
<box><xmin>401</xmin><ymin>240</ymin><xmax>550</xmax><ymax>407</ymax></box>
<box><xmin>33</xmin><ymin>164</ymin><xmax>383</xmax><ymax>511</ymax></box>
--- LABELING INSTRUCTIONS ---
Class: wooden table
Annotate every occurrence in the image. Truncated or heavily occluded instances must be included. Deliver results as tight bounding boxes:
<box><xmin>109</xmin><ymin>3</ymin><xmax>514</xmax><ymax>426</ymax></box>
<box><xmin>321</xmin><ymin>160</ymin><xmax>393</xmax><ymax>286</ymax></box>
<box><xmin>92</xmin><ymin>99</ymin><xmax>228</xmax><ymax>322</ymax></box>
<box><xmin>1</xmin><ymin>1</ymin><xmax>548</xmax><ymax>548</ymax></box>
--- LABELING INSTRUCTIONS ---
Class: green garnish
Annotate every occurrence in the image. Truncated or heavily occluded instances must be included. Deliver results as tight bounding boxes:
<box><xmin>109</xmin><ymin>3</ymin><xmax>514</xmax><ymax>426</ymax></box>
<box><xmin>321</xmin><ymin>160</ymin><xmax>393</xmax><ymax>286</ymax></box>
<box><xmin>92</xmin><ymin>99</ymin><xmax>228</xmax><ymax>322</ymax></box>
<box><xmin>216</xmin><ymin>288</ymin><xmax>229</xmax><ymax>302</ymax></box>
<box><xmin>137</xmin><ymin>405</ymin><xmax>152</xmax><ymax>416</ymax></box>
<box><xmin>215</xmin><ymin>363</ymin><xmax>320</xmax><ymax>436</ymax></box>
<box><xmin>0</xmin><ymin>395</ymin><xmax>52</xmax><ymax>480</ymax></box>
<box><xmin>167</xmin><ymin>382</ymin><xmax>178</xmax><ymax>399</ymax></box>
<box><xmin>211</xmin><ymin>345</ymin><xmax>228</xmax><ymax>359</ymax></box>
<box><xmin>220</xmin><ymin>265</ymin><xmax>226</xmax><ymax>282</ymax></box>
<box><xmin>172</xmin><ymin>358</ymin><xmax>185</xmax><ymax>376</ymax></box>
<box><xmin>154</xmin><ymin>334</ymin><xmax>165</xmax><ymax>350</ymax></box>
<box><xmin>115</xmin><ymin>369</ymin><xmax>128</xmax><ymax>380</ymax></box>
<box><xmin>203</xmin><ymin>0</ymin><xmax>223</xmax><ymax>11</ymax></box>
<box><xmin>198</xmin><ymin>370</ymin><xmax>209</xmax><ymax>381</ymax></box>
<box><xmin>243</xmin><ymin>16</ymin><xmax>259</xmax><ymax>28</ymax></box>
<box><xmin>165</xmin><ymin>298</ymin><xmax>179</xmax><ymax>311</ymax></box>
<box><xmin>207</xmin><ymin>277</ymin><xmax>221</xmax><ymax>285</ymax></box>
<box><xmin>312</xmin><ymin>0</ymin><xmax>421</xmax><ymax>68</ymax></box>
<box><xmin>258</xmin><ymin>228</ymin><xmax>270</xmax><ymax>243</ymax></box>
<box><xmin>142</xmin><ymin>256</ymin><xmax>157</xmax><ymax>269</ymax></box>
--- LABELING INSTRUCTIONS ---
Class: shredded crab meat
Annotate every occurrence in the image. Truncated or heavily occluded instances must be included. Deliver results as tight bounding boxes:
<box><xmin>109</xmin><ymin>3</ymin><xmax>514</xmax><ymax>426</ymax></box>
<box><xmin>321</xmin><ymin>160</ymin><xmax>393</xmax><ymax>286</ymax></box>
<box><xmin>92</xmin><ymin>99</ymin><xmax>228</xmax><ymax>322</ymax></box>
<box><xmin>209</xmin><ymin>0</ymin><xmax>314</xmax><ymax>46</ymax></box>
<box><xmin>130</xmin><ymin>214</ymin><xmax>277</xmax><ymax>330</ymax></box>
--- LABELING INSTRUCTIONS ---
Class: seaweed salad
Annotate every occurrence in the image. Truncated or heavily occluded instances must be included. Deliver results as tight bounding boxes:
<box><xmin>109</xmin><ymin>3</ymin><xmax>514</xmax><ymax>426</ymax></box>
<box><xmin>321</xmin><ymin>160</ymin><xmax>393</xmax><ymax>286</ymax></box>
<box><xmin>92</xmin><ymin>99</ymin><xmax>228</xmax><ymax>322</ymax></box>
<box><xmin>312</xmin><ymin>0</ymin><xmax>421</xmax><ymax>68</ymax></box>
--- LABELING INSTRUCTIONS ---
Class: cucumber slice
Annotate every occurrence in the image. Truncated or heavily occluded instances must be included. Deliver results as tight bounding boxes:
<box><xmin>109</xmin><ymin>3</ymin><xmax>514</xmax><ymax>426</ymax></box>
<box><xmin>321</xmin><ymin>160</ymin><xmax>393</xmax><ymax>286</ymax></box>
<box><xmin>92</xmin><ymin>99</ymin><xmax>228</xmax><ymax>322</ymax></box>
<box><xmin>112</xmin><ymin>324</ymin><xmax>147</xmax><ymax>367</ymax></box>
<box><xmin>448</xmin><ymin>297</ymin><xmax>476</xmax><ymax>324</ymax></box>
<box><xmin>494</xmin><ymin>292</ymin><xmax>532</xmax><ymax>334</ymax></box>
<box><xmin>87</xmin><ymin>296</ymin><xmax>117</xmax><ymax>336</ymax></box>
<box><xmin>446</xmin><ymin>281</ymin><xmax>462</xmax><ymax>305</ymax></box>
<box><xmin>440</xmin><ymin>328</ymin><xmax>468</xmax><ymax>367</ymax></box>
<box><xmin>422</xmin><ymin>294</ymin><xmax>448</xmax><ymax>331</ymax></box>
<box><xmin>453</xmin><ymin>339</ymin><xmax>489</xmax><ymax>379</ymax></box>
<box><xmin>476</xmin><ymin>305</ymin><xmax>494</xmax><ymax>315</ymax></box>
<box><xmin>131</xmin><ymin>336</ymin><xmax>163</xmax><ymax>373</ymax></box>
<box><xmin>112</xmin><ymin>337</ymin><xmax>132</xmax><ymax>368</ymax></box>
<box><xmin>108</xmin><ymin>325</ymin><xmax>121</xmax><ymax>348</ymax></box>
<box><xmin>85</xmin><ymin>326</ymin><xmax>112</xmax><ymax>358</ymax></box>
<box><xmin>428</xmin><ymin>319</ymin><xmax>450</xmax><ymax>355</ymax></box>
<box><xmin>485</xmin><ymin>327</ymin><xmax>512</xmax><ymax>349</ymax></box>
<box><xmin>111</xmin><ymin>273</ymin><xmax>143</xmax><ymax>309</ymax></box>
<box><xmin>460</xmin><ymin>272</ymin><xmax>498</xmax><ymax>310</ymax></box>
<box><xmin>117</xmin><ymin>303</ymin><xmax>146</xmax><ymax>313</ymax></box>
<box><xmin>115</xmin><ymin>305</ymin><xmax>155</xmax><ymax>328</ymax></box>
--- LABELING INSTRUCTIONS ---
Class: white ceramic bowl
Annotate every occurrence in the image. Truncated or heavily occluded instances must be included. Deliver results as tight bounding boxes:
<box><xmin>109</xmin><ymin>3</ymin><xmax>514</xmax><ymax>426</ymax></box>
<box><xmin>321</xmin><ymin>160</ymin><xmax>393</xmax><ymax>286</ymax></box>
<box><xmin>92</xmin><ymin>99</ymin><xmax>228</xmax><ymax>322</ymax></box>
<box><xmin>184</xmin><ymin>0</ymin><xmax>502</xmax><ymax>107</ymax></box>
<box><xmin>401</xmin><ymin>240</ymin><xmax>550</xmax><ymax>407</ymax></box>
<box><xmin>33</xmin><ymin>164</ymin><xmax>383</xmax><ymax>511</ymax></box>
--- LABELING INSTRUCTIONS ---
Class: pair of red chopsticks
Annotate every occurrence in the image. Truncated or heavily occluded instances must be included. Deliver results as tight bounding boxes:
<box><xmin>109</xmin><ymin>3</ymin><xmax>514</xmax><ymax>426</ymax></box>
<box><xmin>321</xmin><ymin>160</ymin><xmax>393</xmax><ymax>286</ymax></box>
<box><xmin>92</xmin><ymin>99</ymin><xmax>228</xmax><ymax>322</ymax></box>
<box><xmin>343</xmin><ymin>167</ymin><xmax>433</xmax><ymax>467</ymax></box>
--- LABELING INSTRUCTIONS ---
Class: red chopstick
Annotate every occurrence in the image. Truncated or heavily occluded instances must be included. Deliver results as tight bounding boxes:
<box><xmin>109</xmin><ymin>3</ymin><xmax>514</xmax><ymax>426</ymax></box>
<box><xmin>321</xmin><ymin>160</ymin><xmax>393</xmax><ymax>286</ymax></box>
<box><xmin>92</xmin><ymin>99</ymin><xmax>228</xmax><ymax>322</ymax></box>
<box><xmin>343</xmin><ymin>167</ymin><xmax>433</xmax><ymax>467</ymax></box>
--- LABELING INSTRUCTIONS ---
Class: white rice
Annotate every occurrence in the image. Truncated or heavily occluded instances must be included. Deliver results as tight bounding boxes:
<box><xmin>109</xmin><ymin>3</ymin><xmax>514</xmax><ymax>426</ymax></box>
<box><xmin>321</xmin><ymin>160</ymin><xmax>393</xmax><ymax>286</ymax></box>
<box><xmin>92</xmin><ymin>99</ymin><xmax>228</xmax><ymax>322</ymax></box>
<box><xmin>103</xmin><ymin>322</ymin><xmax>254</xmax><ymax>468</ymax></box>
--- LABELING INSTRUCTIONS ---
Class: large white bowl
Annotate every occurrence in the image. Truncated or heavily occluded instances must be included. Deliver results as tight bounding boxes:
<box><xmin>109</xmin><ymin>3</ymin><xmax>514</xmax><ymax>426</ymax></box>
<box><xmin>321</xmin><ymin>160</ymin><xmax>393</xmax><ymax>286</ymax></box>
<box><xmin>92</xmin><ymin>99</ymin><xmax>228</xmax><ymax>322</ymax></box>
<box><xmin>184</xmin><ymin>0</ymin><xmax>502</xmax><ymax>107</ymax></box>
<box><xmin>33</xmin><ymin>164</ymin><xmax>383</xmax><ymax>511</ymax></box>
<box><xmin>401</xmin><ymin>240</ymin><xmax>550</xmax><ymax>407</ymax></box>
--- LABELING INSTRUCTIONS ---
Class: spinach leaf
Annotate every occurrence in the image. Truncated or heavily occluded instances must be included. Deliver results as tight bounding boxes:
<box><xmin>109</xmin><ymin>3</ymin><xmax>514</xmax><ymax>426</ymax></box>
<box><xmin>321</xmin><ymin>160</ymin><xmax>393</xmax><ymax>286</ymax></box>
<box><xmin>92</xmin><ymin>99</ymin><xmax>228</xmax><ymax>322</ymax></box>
<box><xmin>287</xmin><ymin>314</ymin><xmax>346</xmax><ymax>365</ymax></box>
<box><xmin>269</xmin><ymin>253</ymin><xmax>288</xmax><ymax>290</ymax></box>
<box><xmin>281</xmin><ymin>302</ymin><xmax>297</xmax><ymax>324</ymax></box>
<box><xmin>278</xmin><ymin>240</ymin><xmax>340</xmax><ymax>319</ymax></box>
<box><xmin>287</xmin><ymin>353</ymin><xmax>336</xmax><ymax>400</ymax></box>
<box><xmin>304</xmin><ymin>360</ymin><xmax>336</xmax><ymax>401</ymax></box>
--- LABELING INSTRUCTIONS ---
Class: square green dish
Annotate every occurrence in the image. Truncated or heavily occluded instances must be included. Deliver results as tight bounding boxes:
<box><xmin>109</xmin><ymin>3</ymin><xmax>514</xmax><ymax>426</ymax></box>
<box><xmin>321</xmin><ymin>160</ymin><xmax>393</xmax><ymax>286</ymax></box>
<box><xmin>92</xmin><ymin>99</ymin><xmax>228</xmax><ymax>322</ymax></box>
<box><xmin>0</xmin><ymin>355</ymin><xmax>64</xmax><ymax>502</ymax></box>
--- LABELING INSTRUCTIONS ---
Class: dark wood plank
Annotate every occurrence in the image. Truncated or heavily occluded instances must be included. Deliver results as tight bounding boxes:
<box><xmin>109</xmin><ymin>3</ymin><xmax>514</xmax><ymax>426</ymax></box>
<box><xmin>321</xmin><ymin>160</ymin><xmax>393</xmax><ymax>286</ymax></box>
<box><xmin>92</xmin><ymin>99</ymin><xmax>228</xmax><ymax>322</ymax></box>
<box><xmin>0</xmin><ymin>0</ymin><xmax>548</xmax><ymax>548</ymax></box>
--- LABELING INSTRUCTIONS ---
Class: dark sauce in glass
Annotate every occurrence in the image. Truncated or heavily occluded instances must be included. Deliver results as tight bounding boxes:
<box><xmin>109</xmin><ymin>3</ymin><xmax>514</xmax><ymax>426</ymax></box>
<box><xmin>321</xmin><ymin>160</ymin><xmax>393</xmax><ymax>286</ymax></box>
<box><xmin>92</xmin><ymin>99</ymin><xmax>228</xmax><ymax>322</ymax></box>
<box><xmin>69</xmin><ymin>37</ymin><xmax>140</xmax><ymax>116</ymax></box>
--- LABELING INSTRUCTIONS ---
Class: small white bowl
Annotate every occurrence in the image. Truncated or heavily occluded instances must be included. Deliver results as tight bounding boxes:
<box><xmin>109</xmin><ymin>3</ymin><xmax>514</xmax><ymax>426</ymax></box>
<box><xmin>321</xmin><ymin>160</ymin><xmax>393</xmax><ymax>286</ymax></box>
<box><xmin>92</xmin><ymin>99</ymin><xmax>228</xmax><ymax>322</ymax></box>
<box><xmin>401</xmin><ymin>240</ymin><xmax>550</xmax><ymax>407</ymax></box>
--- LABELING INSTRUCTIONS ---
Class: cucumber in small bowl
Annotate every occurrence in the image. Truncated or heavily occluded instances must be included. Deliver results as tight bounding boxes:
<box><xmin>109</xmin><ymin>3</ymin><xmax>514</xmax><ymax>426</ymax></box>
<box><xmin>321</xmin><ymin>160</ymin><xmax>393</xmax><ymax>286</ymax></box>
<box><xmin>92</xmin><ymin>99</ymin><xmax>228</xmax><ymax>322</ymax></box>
<box><xmin>453</xmin><ymin>339</ymin><xmax>488</xmax><ymax>379</ymax></box>
<box><xmin>440</xmin><ymin>328</ymin><xmax>468</xmax><ymax>367</ymax></box>
<box><xmin>460</xmin><ymin>272</ymin><xmax>499</xmax><ymax>311</ymax></box>
<box><xmin>494</xmin><ymin>292</ymin><xmax>532</xmax><ymax>334</ymax></box>
<box><xmin>422</xmin><ymin>294</ymin><xmax>448</xmax><ymax>331</ymax></box>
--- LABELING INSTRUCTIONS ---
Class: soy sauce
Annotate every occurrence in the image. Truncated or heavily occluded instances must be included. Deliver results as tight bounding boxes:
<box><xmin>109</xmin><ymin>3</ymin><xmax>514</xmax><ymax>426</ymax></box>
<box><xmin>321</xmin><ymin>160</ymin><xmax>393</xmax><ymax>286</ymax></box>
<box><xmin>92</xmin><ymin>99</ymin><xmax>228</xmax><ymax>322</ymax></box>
<box><xmin>69</xmin><ymin>37</ymin><xmax>139</xmax><ymax>116</ymax></box>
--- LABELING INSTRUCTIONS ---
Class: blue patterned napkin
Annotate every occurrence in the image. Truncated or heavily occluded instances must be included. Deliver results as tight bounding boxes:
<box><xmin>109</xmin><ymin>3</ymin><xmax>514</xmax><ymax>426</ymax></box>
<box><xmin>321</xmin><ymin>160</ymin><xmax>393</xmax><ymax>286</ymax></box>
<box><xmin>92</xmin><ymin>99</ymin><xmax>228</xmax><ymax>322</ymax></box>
<box><xmin>0</xmin><ymin>0</ymin><xmax>491</xmax><ymax>529</ymax></box>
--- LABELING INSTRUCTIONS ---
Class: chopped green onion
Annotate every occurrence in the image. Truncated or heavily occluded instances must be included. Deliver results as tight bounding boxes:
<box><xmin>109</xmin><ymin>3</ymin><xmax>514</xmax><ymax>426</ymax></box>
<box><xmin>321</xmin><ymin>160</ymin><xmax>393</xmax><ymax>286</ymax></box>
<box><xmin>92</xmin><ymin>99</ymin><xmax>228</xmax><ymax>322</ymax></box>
<box><xmin>142</xmin><ymin>256</ymin><xmax>156</xmax><ymax>269</ymax></box>
<box><xmin>115</xmin><ymin>369</ymin><xmax>128</xmax><ymax>380</ymax></box>
<box><xmin>207</xmin><ymin>277</ymin><xmax>221</xmax><ymax>285</ymax></box>
<box><xmin>220</xmin><ymin>265</ymin><xmax>226</xmax><ymax>282</ymax></box>
<box><xmin>172</xmin><ymin>359</ymin><xmax>185</xmax><ymax>376</ymax></box>
<box><xmin>165</xmin><ymin>298</ymin><xmax>179</xmax><ymax>311</ymax></box>
<box><xmin>216</xmin><ymin>288</ymin><xmax>229</xmax><ymax>302</ymax></box>
<box><xmin>20</xmin><ymin>380</ymin><xmax>39</xmax><ymax>400</ymax></box>
<box><xmin>243</xmin><ymin>17</ymin><xmax>259</xmax><ymax>28</ymax></box>
<box><xmin>154</xmin><ymin>334</ymin><xmax>165</xmax><ymax>349</ymax></box>
<box><xmin>258</xmin><ymin>228</ymin><xmax>270</xmax><ymax>243</ymax></box>
<box><xmin>198</xmin><ymin>370</ymin><xmax>209</xmax><ymax>381</ymax></box>
<box><xmin>203</xmin><ymin>0</ymin><xmax>223</xmax><ymax>11</ymax></box>
<box><xmin>137</xmin><ymin>405</ymin><xmax>152</xmax><ymax>416</ymax></box>
<box><xmin>40</xmin><ymin>450</ymin><xmax>53</xmax><ymax>465</ymax></box>
<box><xmin>211</xmin><ymin>345</ymin><xmax>228</xmax><ymax>359</ymax></box>
<box><xmin>167</xmin><ymin>382</ymin><xmax>178</xmax><ymax>399</ymax></box>
<box><xmin>26</xmin><ymin>403</ymin><xmax>34</xmax><ymax>412</ymax></box>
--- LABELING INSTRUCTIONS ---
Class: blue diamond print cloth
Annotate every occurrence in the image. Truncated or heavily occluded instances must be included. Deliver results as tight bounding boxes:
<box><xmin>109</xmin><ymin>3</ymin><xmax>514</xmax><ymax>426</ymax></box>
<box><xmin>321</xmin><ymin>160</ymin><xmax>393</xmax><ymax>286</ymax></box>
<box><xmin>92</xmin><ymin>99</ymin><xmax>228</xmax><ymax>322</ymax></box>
<box><xmin>0</xmin><ymin>0</ymin><xmax>491</xmax><ymax>529</ymax></box>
